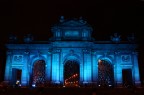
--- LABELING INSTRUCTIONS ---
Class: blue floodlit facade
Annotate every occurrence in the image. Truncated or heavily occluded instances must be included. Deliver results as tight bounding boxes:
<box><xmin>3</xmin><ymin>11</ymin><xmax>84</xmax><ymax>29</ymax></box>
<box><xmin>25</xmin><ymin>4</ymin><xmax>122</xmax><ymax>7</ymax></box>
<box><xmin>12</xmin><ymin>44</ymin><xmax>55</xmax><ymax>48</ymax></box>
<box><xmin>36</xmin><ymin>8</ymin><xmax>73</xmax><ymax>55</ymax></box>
<box><xmin>4</xmin><ymin>17</ymin><xmax>141</xmax><ymax>87</ymax></box>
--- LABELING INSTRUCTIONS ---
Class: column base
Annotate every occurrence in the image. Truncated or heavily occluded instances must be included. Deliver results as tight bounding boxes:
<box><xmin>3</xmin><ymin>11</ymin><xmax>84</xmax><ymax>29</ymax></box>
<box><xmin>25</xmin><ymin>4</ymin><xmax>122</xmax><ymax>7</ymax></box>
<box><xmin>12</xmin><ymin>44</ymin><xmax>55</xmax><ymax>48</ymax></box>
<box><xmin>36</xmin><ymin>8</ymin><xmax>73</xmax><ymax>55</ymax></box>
<box><xmin>135</xmin><ymin>81</ymin><xmax>141</xmax><ymax>87</ymax></box>
<box><xmin>21</xmin><ymin>80</ymin><xmax>28</xmax><ymax>86</ymax></box>
<box><xmin>116</xmin><ymin>82</ymin><xmax>123</xmax><ymax>88</ymax></box>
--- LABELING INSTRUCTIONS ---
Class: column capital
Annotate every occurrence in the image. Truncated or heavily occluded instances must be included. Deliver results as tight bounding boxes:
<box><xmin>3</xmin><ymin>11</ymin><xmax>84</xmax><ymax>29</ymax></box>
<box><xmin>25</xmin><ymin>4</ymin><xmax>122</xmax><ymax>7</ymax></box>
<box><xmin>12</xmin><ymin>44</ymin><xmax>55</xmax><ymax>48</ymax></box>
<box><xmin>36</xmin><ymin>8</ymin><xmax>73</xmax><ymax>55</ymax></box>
<box><xmin>114</xmin><ymin>51</ymin><xmax>120</xmax><ymax>55</ymax></box>
<box><xmin>52</xmin><ymin>48</ymin><xmax>61</xmax><ymax>53</ymax></box>
<box><xmin>91</xmin><ymin>50</ymin><xmax>97</xmax><ymax>55</ymax></box>
<box><xmin>7</xmin><ymin>50</ymin><xmax>12</xmax><ymax>55</ymax></box>
<box><xmin>24</xmin><ymin>50</ymin><xmax>30</xmax><ymax>55</ymax></box>
<box><xmin>132</xmin><ymin>51</ymin><xmax>138</xmax><ymax>55</ymax></box>
<box><xmin>83</xmin><ymin>48</ymin><xmax>91</xmax><ymax>54</ymax></box>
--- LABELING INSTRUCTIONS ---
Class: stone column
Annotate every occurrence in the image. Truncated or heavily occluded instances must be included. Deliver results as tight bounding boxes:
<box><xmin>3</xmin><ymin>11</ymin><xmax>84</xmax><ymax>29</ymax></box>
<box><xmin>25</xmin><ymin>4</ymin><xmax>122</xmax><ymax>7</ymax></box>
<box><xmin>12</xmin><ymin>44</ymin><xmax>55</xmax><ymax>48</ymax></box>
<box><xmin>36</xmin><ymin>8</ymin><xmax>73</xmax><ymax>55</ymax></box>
<box><xmin>83</xmin><ymin>49</ymin><xmax>92</xmax><ymax>83</ymax></box>
<box><xmin>92</xmin><ymin>51</ymin><xmax>98</xmax><ymax>84</ymax></box>
<box><xmin>45</xmin><ymin>50</ymin><xmax>52</xmax><ymax>82</ymax></box>
<box><xmin>115</xmin><ymin>51</ymin><xmax>123</xmax><ymax>87</ymax></box>
<box><xmin>21</xmin><ymin>51</ymin><xmax>29</xmax><ymax>86</ymax></box>
<box><xmin>4</xmin><ymin>51</ymin><xmax>12</xmax><ymax>83</ymax></box>
<box><xmin>132</xmin><ymin>52</ymin><xmax>141</xmax><ymax>87</ymax></box>
<box><xmin>51</xmin><ymin>48</ymin><xmax>61</xmax><ymax>84</ymax></box>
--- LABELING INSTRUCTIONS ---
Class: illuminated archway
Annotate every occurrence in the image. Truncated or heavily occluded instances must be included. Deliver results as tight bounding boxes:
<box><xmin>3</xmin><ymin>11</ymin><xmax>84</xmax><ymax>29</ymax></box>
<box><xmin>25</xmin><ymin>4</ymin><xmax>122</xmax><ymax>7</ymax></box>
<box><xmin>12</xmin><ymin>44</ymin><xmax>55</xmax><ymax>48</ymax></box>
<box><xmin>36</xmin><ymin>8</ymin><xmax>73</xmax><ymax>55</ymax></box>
<box><xmin>32</xmin><ymin>60</ymin><xmax>46</xmax><ymax>87</ymax></box>
<box><xmin>98</xmin><ymin>59</ymin><xmax>114</xmax><ymax>87</ymax></box>
<box><xmin>64</xmin><ymin>60</ymin><xmax>80</xmax><ymax>87</ymax></box>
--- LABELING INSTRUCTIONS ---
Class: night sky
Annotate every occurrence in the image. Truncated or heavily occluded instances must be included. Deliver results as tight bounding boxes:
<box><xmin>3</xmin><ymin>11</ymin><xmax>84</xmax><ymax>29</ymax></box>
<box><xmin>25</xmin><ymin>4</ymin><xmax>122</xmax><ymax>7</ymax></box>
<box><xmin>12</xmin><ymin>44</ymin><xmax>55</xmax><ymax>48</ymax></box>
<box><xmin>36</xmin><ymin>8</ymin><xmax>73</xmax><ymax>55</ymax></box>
<box><xmin>0</xmin><ymin>0</ymin><xmax>144</xmax><ymax>43</ymax></box>
<box><xmin>0</xmin><ymin>0</ymin><xmax>144</xmax><ymax>81</ymax></box>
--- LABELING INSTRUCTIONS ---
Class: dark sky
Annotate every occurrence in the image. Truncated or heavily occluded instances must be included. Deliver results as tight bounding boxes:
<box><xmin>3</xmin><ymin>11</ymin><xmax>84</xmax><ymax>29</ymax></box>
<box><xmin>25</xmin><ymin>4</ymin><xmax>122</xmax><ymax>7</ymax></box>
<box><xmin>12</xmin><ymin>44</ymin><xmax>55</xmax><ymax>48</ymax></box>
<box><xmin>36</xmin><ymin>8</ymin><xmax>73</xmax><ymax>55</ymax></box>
<box><xmin>0</xmin><ymin>0</ymin><xmax>144</xmax><ymax>43</ymax></box>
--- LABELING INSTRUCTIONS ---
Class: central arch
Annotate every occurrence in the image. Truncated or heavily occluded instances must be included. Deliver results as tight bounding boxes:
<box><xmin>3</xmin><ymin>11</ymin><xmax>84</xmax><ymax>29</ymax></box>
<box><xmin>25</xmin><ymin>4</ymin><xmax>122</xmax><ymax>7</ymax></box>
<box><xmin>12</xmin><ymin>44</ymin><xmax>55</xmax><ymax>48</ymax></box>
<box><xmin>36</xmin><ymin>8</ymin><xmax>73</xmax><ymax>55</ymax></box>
<box><xmin>64</xmin><ymin>60</ymin><xmax>80</xmax><ymax>87</ymax></box>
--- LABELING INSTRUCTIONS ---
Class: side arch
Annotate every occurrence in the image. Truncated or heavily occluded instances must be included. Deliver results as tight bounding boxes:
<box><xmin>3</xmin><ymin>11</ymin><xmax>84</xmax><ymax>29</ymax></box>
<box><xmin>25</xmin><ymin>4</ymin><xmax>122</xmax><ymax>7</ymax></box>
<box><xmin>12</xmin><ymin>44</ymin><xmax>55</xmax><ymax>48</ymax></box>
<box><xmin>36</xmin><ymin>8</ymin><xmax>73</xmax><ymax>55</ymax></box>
<box><xmin>97</xmin><ymin>55</ymin><xmax>113</xmax><ymax>65</ymax></box>
<box><xmin>29</xmin><ymin>55</ymin><xmax>47</xmax><ymax>86</ymax></box>
<box><xmin>32</xmin><ymin>60</ymin><xmax>46</xmax><ymax>87</ymax></box>
<box><xmin>97</xmin><ymin>56</ymin><xmax>114</xmax><ymax>87</ymax></box>
<box><xmin>30</xmin><ymin>55</ymin><xmax>47</xmax><ymax>66</ymax></box>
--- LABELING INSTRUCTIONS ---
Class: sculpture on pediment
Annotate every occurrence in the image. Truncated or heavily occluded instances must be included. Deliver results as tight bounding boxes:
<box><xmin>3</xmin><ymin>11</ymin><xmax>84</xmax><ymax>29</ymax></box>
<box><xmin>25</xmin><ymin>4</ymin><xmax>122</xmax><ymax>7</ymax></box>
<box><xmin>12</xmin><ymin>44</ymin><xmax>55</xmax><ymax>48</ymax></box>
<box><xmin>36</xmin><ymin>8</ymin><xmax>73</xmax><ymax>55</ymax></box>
<box><xmin>23</xmin><ymin>34</ymin><xmax>33</xmax><ymax>43</ymax></box>
<box><xmin>8</xmin><ymin>34</ymin><xmax>17</xmax><ymax>43</ymax></box>
<box><xmin>110</xmin><ymin>33</ymin><xmax>121</xmax><ymax>43</ymax></box>
<box><xmin>79</xmin><ymin>16</ymin><xmax>87</xmax><ymax>24</ymax></box>
<box><xmin>59</xmin><ymin>16</ymin><xmax>65</xmax><ymax>23</ymax></box>
<box><xmin>127</xmin><ymin>33</ymin><xmax>136</xmax><ymax>42</ymax></box>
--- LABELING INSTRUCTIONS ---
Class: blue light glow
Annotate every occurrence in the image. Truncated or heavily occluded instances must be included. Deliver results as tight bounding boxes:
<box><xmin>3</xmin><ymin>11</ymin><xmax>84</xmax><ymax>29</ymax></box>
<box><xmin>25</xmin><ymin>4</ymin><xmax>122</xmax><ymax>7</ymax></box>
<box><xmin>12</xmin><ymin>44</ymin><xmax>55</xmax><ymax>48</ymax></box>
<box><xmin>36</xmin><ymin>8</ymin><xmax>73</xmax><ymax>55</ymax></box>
<box><xmin>52</xmin><ymin>54</ymin><xmax>60</xmax><ymax>83</ymax></box>
<box><xmin>4</xmin><ymin>17</ymin><xmax>141</xmax><ymax>87</ymax></box>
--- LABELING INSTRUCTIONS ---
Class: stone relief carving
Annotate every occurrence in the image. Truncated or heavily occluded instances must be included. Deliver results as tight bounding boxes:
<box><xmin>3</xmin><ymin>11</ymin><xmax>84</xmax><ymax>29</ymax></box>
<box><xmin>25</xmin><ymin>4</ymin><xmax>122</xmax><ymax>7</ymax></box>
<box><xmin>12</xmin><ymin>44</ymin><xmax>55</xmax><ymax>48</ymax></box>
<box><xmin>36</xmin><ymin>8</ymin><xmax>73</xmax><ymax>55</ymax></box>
<box><xmin>13</xmin><ymin>55</ymin><xmax>23</xmax><ymax>62</ymax></box>
<box><xmin>121</xmin><ymin>55</ymin><xmax>131</xmax><ymax>62</ymax></box>
<box><xmin>110</xmin><ymin>33</ymin><xmax>121</xmax><ymax>43</ymax></box>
